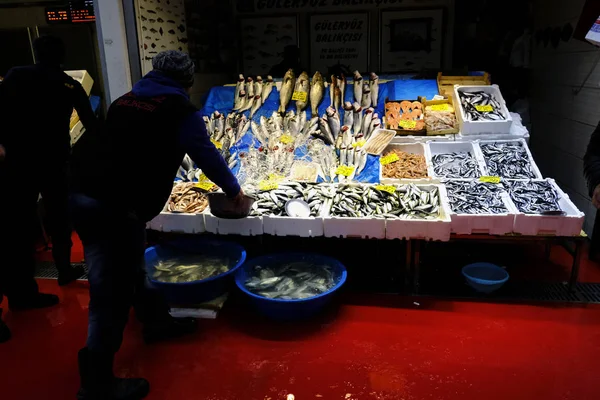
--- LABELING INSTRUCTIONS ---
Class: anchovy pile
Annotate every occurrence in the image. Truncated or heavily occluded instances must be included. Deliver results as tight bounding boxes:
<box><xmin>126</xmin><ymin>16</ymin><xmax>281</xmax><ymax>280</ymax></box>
<box><xmin>250</xmin><ymin>182</ymin><xmax>322</xmax><ymax>217</ymax></box>
<box><xmin>458</xmin><ymin>91</ymin><xmax>506</xmax><ymax>121</ymax></box>
<box><xmin>245</xmin><ymin>261</ymin><xmax>336</xmax><ymax>300</ymax></box>
<box><xmin>321</xmin><ymin>184</ymin><xmax>440</xmax><ymax>220</ymax></box>
<box><xmin>432</xmin><ymin>152</ymin><xmax>480</xmax><ymax>178</ymax></box>
<box><xmin>480</xmin><ymin>142</ymin><xmax>536</xmax><ymax>179</ymax></box>
<box><xmin>445</xmin><ymin>181</ymin><xmax>508</xmax><ymax>214</ymax></box>
<box><xmin>505</xmin><ymin>180</ymin><xmax>562</xmax><ymax>214</ymax></box>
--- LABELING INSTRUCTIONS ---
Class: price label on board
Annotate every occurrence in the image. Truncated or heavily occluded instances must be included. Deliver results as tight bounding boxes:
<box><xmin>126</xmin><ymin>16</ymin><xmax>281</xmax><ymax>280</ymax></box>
<box><xmin>398</xmin><ymin>120</ymin><xmax>417</xmax><ymax>129</ymax></box>
<box><xmin>352</xmin><ymin>139</ymin><xmax>366</xmax><ymax>148</ymax></box>
<box><xmin>195</xmin><ymin>181</ymin><xmax>215</xmax><ymax>191</ymax></box>
<box><xmin>479</xmin><ymin>176</ymin><xmax>501</xmax><ymax>184</ymax></box>
<box><xmin>210</xmin><ymin>139</ymin><xmax>223</xmax><ymax>149</ymax></box>
<box><xmin>380</xmin><ymin>153</ymin><xmax>399</xmax><ymax>165</ymax></box>
<box><xmin>279</xmin><ymin>134</ymin><xmax>294</xmax><ymax>145</ymax></box>
<box><xmin>258</xmin><ymin>180</ymin><xmax>279</xmax><ymax>191</ymax></box>
<box><xmin>475</xmin><ymin>104</ymin><xmax>494</xmax><ymax>113</ymax></box>
<box><xmin>375</xmin><ymin>185</ymin><xmax>397</xmax><ymax>195</ymax></box>
<box><xmin>430</xmin><ymin>104</ymin><xmax>450</xmax><ymax>112</ymax></box>
<box><xmin>291</xmin><ymin>91</ymin><xmax>307</xmax><ymax>102</ymax></box>
<box><xmin>335</xmin><ymin>165</ymin><xmax>355</xmax><ymax>177</ymax></box>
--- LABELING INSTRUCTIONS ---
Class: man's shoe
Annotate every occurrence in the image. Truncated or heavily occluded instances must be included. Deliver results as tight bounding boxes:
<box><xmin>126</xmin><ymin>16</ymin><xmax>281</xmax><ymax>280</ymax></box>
<box><xmin>58</xmin><ymin>265</ymin><xmax>85</xmax><ymax>286</ymax></box>
<box><xmin>143</xmin><ymin>316</ymin><xmax>197</xmax><ymax>344</ymax></box>
<box><xmin>0</xmin><ymin>316</ymin><xmax>10</xmax><ymax>343</ymax></box>
<box><xmin>77</xmin><ymin>348</ymin><xmax>150</xmax><ymax>400</ymax></box>
<box><xmin>10</xmin><ymin>293</ymin><xmax>59</xmax><ymax>311</ymax></box>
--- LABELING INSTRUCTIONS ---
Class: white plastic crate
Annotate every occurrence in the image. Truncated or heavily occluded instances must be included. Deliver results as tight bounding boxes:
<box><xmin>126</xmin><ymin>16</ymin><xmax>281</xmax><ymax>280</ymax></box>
<box><xmin>477</xmin><ymin>138</ymin><xmax>543</xmax><ymax>180</ymax></box>
<box><xmin>510</xmin><ymin>179</ymin><xmax>585</xmax><ymax>236</ymax></box>
<box><xmin>65</xmin><ymin>70</ymin><xmax>94</xmax><ymax>95</ymax></box>
<box><xmin>158</xmin><ymin>212</ymin><xmax>206</xmax><ymax>234</ymax></box>
<box><xmin>427</xmin><ymin>141</ymin><xmax>486</xmax><ymax>179</ymax></box>
<box><xmin>390</xmin><ymin>134</ymin><xmax>454</xmax><ymax>144</ymax></box>
<box><xmin>454</xmin><ymin>85</ymin><xmax>513</xmax><ymax>135</ymax></box>
<box><xmin>204</xmin><ymin>211</ymin><xmax>263</xmax><ymax>236</ymax></box>
<box><xmin>385</xmin><ymin>184</ymin><xmax>452</xmax><ymax>241</ymax></box>
<box><xmin>445</xmin><ymin>179</ymin><xmax>517</xmax><ymax>235</ymax></box>
<box><xmin>263</xmin><ymin>215</ymin><xmax>324</xmax><ymax>237</ymax></box>
<box><xmin>379</xmin><ymin>143</ymin><xmax>436</xmax><ymax>184</ymax></box>
<box><xmin>323</xmin><ymin>216</ymin><xmax>386</xmax><ymax>239</ymax></box>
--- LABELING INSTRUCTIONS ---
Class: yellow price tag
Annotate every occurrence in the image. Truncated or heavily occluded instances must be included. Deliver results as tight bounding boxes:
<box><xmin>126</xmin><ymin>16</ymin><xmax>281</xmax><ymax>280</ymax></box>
<box><xmin>380</xmin><ymin>153</ymin><xmax>399</xmax><ymax>165</ymax></box>
<box><xmin>335</xmin><ymin>165</ymin><xmax>355</xmax><ymax>177</ymax></box>
<box><xmin>279</xmin><ymin>134</ymin><xmax>294</xmax><ymax>145</ymax></box>
<box><xmin>211</xmin><ymin>139</ymin><xmax>223</xmax><ymax>149</ymax></box>
<box><xmin>475</xmin><ymin>104</ymin><xmax>494</xmax><ymax>113</ymax></box>
<box><xmin>258</xmin><ymin>180</ymin><xmax>279</xmax><ymax>191</ymax></box>
<box><xmin>398</xmin><ymin>120</ymin><xmax>417</xmax><ymax>129</ymax></box>
<box><xmin>195</xmin><ymin>181</ymin><xmax>215</xmax><ymax>191</ymax></box>
<box><xmin>267</xmin><ymin>173</ymin><xmax>285</xmax><ymax>182</ymax></box>
<box><xmin>352</xmin><ymin>139</ymin><xmax>366</xmax><ymax>148</ymax></box>
<box><xmin>479</xmin><ymin>176</ymin><xmax>501</xmax><ymax>184</ymax></box>
<box><xmin>197</xmin><ymin>173</ymin><xmax>209</xmax><ymax>182</ymax></box>
<box><xmin>430</xmin><ymin>104</ymin><xmax>450</xmax><ymax>112</ymax></box>
<box><xmin>375</xmin><ymin>185</ymin><xmax>396</xmax><ymax>195</ymax></box>
<box><xmin>291</xmin><ymin>91</ymin><xmax>308</xmax><ymax>102</ymax></box>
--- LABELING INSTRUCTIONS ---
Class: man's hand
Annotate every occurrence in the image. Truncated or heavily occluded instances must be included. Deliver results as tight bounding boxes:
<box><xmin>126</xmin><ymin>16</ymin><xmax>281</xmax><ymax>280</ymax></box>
<box><xmin>593</xmin><ymin>184</ymin><xmax>600</xmax><ymax>209</ymax></box>
<box><xmin>0</xmin><ymin>144</ymin><xmax>5</xmax><ymax>161</ymax></box>
<box><xmin>232</xmin><ymin>188</ymin><xmax>245</xmax><ymax>205</ymax></box>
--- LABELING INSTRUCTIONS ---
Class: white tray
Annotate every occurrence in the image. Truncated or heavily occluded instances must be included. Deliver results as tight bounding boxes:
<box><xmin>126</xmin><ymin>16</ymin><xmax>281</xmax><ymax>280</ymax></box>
<box><xmin>509</xmin><ymin>179</ymin><xmax>585</xmax><ymax>236</ymax></box>
<box><xmin>385</xmin><ymin>184</ymin><xmax>452</xmax><ymax>241</ymax></box>
<box><xmin>454</xmin><ymin>84</ymin><xmax>513</xmax><ymax>135</ymax></box>
<box><xmin>204</xmin><ymin>211</ymin><xmax>263</xmax><ymax>236</ymax></box>
<box><xmin>444</xmin><ymin>179</ymin><xmax>517</xmax><ymax>235</ymax></box>
<box><xmin>263</xmin><ymin>215</ymin><xmax>324</xmax><ymax>237</ymax></box>
<box><xmin>427</xmin><ymin>141</ymin><xmax>486</xmax><ymax>179</ymax></box>
<box><xmin>477</xmin><ymin>138</ymin><xmax>543</xmax><ymax>180</ymax></box>
<box><xmin>379</xmin><ymin>143</ymin><xmax>436</xmax><ymax>184</ymax></box>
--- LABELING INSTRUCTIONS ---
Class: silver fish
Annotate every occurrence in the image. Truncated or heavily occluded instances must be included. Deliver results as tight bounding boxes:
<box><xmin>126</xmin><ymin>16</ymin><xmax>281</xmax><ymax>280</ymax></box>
<box><xmin>432</xmin><ymin>152</ymin><xmax>480</xmax><ymax>178</ymax></box>
<box><xmin>446</xmin><ymin>181</ymin><xmax>508</xmax><ymax>214</ymax></box>
<box><xmin>352</xmin><ymin>102</ymin><xmax>363</xmax><ymax>136</ymax></box>
<box><xmin>295</xmin><ymin>71</ymin><xmax>310</xmax><ymax>112</ymax></box>
<box><xmin>339</xmin><ymin>74</ymin><xmax>346</xmax><ymax>103</ymax></box>
<box><xmin>319</xmin><ymin>116</ymin><xmax>335</xmax><ymax>145</ymax></box>
<box><xmin>246</xmin><ymin>77</ymin><xmax>254</xmax><ymax>98</ymax></box>
<box><xmin>334</xmin><ymin>86</ymin><xmax>342</xmax><ymax>112</ymax></box>
<box><xmin>233</xmin><ymin>89</ymin><xmax>246</xmax><ymax>111</ymax></box>
<box><xmin>254</xmin><ymin>76</ymin><xmax>263</xmax><ymax>98</ymax></box>
<box><xmin>480</xmin><ymin>142</ymin><xmax>535</xmax><ymax>179</ymax></box>
<box><xmin>278</xmin><ymin>69</ymin><xmax>296</xmax><ymax>114</ymax></box>
<box><xmin>369</xmin><ymin>72</ymin><xmax>379</xmax><ymax>107</ymax></box>
<box><xmin>310</xmin><ymin>71</ymin><xmax>325</xmax><ymax>116</ymax></box>
<box><xmin>329</xmin><ymin>75</ymin><xmax>337</xmax><ymax>107</ymax></box>
<box><xmin>249</xmin><ymin>95</ymin><xmax>262</xmax><ymax>118</ymax></box>
<box><xmin>353</xmin><ymin>70</ymin><xmax>363</xmax><ymax>104</ymax></box>
<box><xmin>343</xmin><ymin>101</ymin><xmax>354</xmax><ymax>128</ymax></box>
<box><xmin>262</xmin><ymin>75</ymin><xmax>274</xmax><ymax>104</ymax></box>
<box><xmin>362</xmin><ymin>107</ymin><xmax>373</xmax><ymax>137</ymax></box>
<box><xmin>361</xmin><ymin>83</ymin><xmax>371</xmax><ymax>108</ymax></box>
<box><xmin>326</xmin><ymin>107</ymin><xmax>341</xmax><ymax>139</ymax></box>
<box><xmin>234</xmin><ymin>74</ymin><xmax>244</xmax><ymax>105</ymax></box>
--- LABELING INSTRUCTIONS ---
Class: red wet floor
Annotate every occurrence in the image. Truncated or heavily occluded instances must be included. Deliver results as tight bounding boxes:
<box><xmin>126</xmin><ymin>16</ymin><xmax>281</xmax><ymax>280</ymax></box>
<box><xmin>2</xmin><ymin>277</ymin><xmax>600</xmax><ymax>400</ymax></box>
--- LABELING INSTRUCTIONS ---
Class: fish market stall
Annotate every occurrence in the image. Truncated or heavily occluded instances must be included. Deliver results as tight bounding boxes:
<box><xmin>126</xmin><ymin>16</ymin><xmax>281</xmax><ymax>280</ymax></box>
<box><xmin>145</xmin><ymin>71</ymin><xmax>587</xmax><ymax>292</ymax></box>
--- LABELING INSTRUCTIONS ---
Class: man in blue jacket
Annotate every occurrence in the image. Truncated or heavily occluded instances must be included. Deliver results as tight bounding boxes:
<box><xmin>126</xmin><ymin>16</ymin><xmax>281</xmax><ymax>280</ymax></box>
<box><xmin>70</xmin><ymin>51</ymin><xmax>243</xmax><ymax>400</ymax></box>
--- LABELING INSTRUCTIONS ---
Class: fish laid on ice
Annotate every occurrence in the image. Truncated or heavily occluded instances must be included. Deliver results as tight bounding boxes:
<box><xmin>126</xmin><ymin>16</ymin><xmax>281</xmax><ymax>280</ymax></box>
<box><xmin>343</xmin><ymin>101</ymin><xmax>354</xmax><ymax>128</ymax></box>
<box><xmin>352</xmin><ymin>102</ymin><xmax>363</xmax><ymax>136</ymax></box>
<box><xmin>295</xmin><ymin>71</ymin><xmax>310</xmax><ymax>112</ymax></box>
<box><xmin>249</xmin><ymin>95</ymin><xmax>262</xmax><ymax>118</ymax></box>
<box><xmin>262</xmin><ymin>75</ymin><xmax>274</xmax><ymax>104</ymax></box>
<box><xmin>326</xmin><ymin>106</ymin><xmax>341</xmax><ymax>139</ymax></box>
<box><xmin>310</xmin><ymin>71</ymin><xmax>325</xmax><ymax>116</ymax></box>
<box><xmin>278</xmin><ymin>69</ymin><xmax>296</xmax><ymax>114</ymax></box>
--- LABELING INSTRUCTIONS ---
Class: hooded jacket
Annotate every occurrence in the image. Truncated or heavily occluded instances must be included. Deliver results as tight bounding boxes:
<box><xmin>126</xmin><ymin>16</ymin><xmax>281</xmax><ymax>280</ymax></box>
<box><xmin>71</xmin><ymin>70</ymin><xmax>240</xmax><ymax>221</ymax></box>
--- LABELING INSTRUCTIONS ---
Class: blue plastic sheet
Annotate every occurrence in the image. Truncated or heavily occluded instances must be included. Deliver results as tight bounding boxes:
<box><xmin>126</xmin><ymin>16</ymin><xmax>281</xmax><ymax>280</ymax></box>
<box><xmin>198</xmin><ymin>79</ymin><xmax>435</xmax><ymax>185</ymax></box>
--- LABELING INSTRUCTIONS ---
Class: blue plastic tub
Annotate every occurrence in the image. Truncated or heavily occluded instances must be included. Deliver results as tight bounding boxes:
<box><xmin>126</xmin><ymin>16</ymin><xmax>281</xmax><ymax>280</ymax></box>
<box><xmin>235</xmin><ymin>253</ymin><xmax>347</xmax><ymax>320</ymax></box>
<box><xmin>145</xmin><ymin>237</ymin><xmax>246</xmax><ymax>304</ymax></box>
<box><xmin>462</xmin><ymin>262</ymin><xmax>509</xmax><ymax>294</ymax></box>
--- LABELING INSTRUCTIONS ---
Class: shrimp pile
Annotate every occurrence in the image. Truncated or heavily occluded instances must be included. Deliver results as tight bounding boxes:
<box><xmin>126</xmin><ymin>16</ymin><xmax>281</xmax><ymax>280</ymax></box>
<box><xmin>382</xmin><ymin>149</ymin><xmax>428</xmax><ymax>179</ymax></box>
<box><xmin>167</xmin><ymin>182</ymin><xmax>210</xmax><ymax>213</ymax></box>
<box><xmin>385</xmin><ymin>101</ymin><xmax>425</xmax><ymax>131</ymax></box>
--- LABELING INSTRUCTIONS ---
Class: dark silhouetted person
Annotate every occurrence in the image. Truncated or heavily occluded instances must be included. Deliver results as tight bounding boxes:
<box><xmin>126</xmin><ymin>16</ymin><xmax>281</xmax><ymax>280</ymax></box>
<box><xmin>269</xmin><ymin>45</ymin><xmax>302</xmax><ymax>77</ymax></box>
<box><xmin>0</xmin><ymin>35</ymin><xmax>97</xmax><ymax>343</ymax></box>
<box><xmin>70</xmin><ymin>50</ymin><xmax>243</xmax><ymax>399</ymax></box>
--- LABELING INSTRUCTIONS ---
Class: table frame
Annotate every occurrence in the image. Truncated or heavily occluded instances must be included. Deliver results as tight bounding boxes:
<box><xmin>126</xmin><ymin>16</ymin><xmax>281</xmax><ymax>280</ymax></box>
<box><xmin>408</xmin><ymin>233</ymin><xmax>587</xmax><ymax>294</ymax></box>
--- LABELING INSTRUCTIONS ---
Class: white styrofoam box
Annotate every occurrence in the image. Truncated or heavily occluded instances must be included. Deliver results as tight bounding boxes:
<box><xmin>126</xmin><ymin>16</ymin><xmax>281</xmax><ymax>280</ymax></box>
<box><xmin>385</xmin><ymin>184</ymin><xmax>452</xmax><ymax>241</ymax></box>
<box><xmin>454</xmin><ymin>84</ymin><xmax>513</xmax><ymax>135</ymax></box>
<box><xmin>70</xmin><ymin>120</ymin><xmax>85</xmax><ymax>146</ymax></box>
<box><xmin>379</xmin><ymin>143</ymin><xmax>436</xmax><ymax>184</ymax></box>
<box><xmin>204</xmin><ymin>210</ymin><xmax>263</xmax><ymax>236</ymax></box>
<box><xmin>427</xmin><ymin>141</ymin><xmax>486</xmax><ymax>179</ymax></box>
<box><xmin>511</xmin><ymin>179</ymin><xmax>585</xmax><ymax>236</ymax></box>
<box><xmin>158</xmin><ymin>212</ymin><xmax>206</xmax><ymax>234</ymax></box>
<box><xmin>65</xmin><ymin>70</ymin><xmax>94</xmax><ymax>95</ymax></box>
<box><xmin>477</xmin><ymin>138</ymin><xmax>543</xmax><ymax>180</ymax></box>
<box><xmin>445</xmin><ymin>179</ymin><xmax>517</xmax><ymax>235</ymax></box>
<box><xmin>263</xmin><ymin>215</ymin><xmax>324</xmax><ymax>237</ymax></box>
<box><xmin>390</xmin><ymin>134</ymin><xmax>454</xmax><ymax>144</ymax></box>
<box><xmin>323</xmin><ymin>216</ymin><xmax>386</xmax><ymax>239</ymax></box>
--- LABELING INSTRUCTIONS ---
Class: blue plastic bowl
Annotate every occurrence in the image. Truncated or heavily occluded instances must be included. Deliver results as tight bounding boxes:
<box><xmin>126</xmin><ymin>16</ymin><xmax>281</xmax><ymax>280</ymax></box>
<box><xmin>235</xmin><ymin>253</ymin><xmax>347</xmax><ymax>320</ymax></box>
<box><xmin>145</xmin><ymin>237</ymin><xmax>246</xmax><ymax>304</ymax></box>
<box><xmin>462</xmin><ymin>262</ymin><xmax>509</xmax><ymax>294</ymax></box>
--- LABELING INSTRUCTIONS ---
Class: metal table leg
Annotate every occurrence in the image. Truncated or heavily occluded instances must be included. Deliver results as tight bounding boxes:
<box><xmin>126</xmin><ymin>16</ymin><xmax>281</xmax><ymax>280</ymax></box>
<box><xmin>568</xmin><ymin>239</ymin><xmax>583</xmax><ymax>290</ymax></box>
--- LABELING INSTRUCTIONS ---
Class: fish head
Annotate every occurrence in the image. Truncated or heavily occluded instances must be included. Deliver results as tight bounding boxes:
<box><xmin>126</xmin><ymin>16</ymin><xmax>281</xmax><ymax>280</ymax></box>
<box><xmin>256</xmin><ymin>76</ymin><xmax>263</xmax><ymax>82</ymax></box>
<box><xmin>326</xmin><ymin>106</ymin><xmax>336</xmax><ymax>117</ymax></box>
<box><xmin>312</xmin><ymin>71</ymin><xmax>323</xmax><ymax>82</ymax></box>
<box><xmin>238</xmin><ymin>74</ymin><xmax>244</xmax><ymax>82</ymax></box>
<box><xmin>284</xmin><ymin>69</ymin><xmax>296</xmax><ymax>81</ymax></box>
<box><xmin>267</xmin><ymin>75</ymin><xmax>273</xmax><ymax>82</ymax></box>
<box><xmin>353</xmin><ymin>70</ymin><xmax>362</xmax><ymax>80</ymax></box>
<box><xmin>344</xmin><ymin>101</ymin><xmax>353</xmax><ymax>110</ymax></box>
<box><xmin>370</xmin><ymin>72</ymin><xmax>379</xmax><ymax>80</ymax></box>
